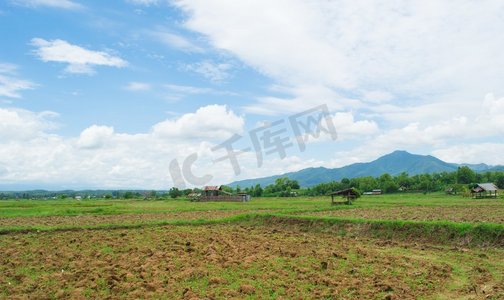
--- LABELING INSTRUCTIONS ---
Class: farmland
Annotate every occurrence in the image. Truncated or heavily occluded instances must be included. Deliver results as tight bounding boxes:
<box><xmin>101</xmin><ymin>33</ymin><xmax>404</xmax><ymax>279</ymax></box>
<box><xmin>1</xmin><ymin>193</ymin><xmax>503</xmax><ymax>299</ymax></box>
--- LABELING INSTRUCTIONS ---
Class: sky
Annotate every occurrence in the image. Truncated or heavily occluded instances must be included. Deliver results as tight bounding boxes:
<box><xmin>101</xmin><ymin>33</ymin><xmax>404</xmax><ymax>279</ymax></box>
<box><xmin>1</xmin><ymin>0</ymin><xmax>504</xmax><ymax>190</ymax></box>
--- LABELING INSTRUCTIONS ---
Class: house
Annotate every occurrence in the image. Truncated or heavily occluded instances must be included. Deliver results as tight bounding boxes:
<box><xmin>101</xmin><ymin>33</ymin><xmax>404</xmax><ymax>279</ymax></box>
<box><xmin>372</xmin><ymin>189</ymin><xmax>382</xmax><ymax>195</ymax></box>
<box><xmin>194</xmin><ymin>186</ymin><xmax>250</xmax><ymax>202</ymax></box>
<box><xmin>329</xmin><ymin>188</ymin><xmax>359</xmax><ymax>205</ymax></box>
<box><xmin>203</xmin><ymin>186</ymin><xmax>229</xmax><ymax>197</ymax></box>
<box><xmin>471</xmin><ymin>183</ymin><xmax>498</xmax><ymax>199</ymax></box>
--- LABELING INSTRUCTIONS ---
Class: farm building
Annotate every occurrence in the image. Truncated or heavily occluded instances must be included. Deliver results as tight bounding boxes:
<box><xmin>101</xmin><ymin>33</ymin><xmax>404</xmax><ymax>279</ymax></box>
<box><xmin>329</xmin><ymin>188</ymin><xmax>359</xmax><ymax>205</ymax></box>
<box><xmin>193</xmin><ymin>186</ymin><xmax>250</xmax><ymax>202</ymax></box>
<box><xmin>471</xmin><ymin>183</ymin><xmax>498</xmax><ymax>199</ymax></box>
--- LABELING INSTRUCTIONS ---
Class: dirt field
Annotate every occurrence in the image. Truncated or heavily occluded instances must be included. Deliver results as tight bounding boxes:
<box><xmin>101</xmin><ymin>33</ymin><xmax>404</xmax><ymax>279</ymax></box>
<box><xmin>299</xmin><ymin>205</ymin><xmax>504</xmax><ymax>223</ymax></box>
<box><xmin>1</xmin><ymin>223</ymin><xmax>503</xmax><ymax>299</ymax></box>
<box><xmin>0</xmin><ymin>210</ymin><xmax>254</xmax><ymax>229</ymax></box>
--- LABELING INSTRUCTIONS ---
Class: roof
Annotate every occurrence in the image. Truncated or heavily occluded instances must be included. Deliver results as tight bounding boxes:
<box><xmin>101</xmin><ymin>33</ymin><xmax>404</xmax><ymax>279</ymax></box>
<box><xmin>475</xmin><ymin>183</ymin><xmax>498</xmax><ymax>192</ymax></box>
<box><xmin>203</xmin><ymin>186</ymin><xmax>220</xmax><ymax>191</ymax></box>
<box><xmin>329</xmin><ymin>188</ymin><xmax>359</xmax><ymax>196</ymax></box>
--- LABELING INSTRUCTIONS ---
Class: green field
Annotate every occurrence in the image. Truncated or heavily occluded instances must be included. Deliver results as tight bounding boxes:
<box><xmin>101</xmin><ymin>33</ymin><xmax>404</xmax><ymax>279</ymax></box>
<box><xmin>1</xmin><ymin>193</ymin><xmax>503</xmax><ymax>299</ymax></box>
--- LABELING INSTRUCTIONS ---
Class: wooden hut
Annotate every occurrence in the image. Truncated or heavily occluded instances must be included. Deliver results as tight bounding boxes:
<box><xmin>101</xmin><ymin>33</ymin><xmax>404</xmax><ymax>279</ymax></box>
<box><xmin>329</xmin><ymin>188</ymin><xmax>359</xmax><ymax>205</ymax></box>
<box><xmin>471</xmin><ymin>183</ymin><xmax>498</xmax><ymax>199</ymax></box>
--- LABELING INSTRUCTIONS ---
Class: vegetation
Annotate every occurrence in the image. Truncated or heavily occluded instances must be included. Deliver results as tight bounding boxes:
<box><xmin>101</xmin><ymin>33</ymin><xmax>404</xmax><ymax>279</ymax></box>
<box><xmin>0</xmin><ymin>193</ymin><xmax>503</xmax><ymax>299</ymax></box>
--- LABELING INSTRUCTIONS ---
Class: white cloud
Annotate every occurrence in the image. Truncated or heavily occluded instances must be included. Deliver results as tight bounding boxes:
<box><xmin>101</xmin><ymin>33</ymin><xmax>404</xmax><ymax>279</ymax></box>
<box><xmin>11</xmin><ymin>0</ymin><xmax>82</xmax><ymax>10</ymax></box>
<box><xmin>432</xmin><ymin>144</ymin><xmax>504</xmax><ymax>166</ymax></box>
<box><xmin>0</xmin><ymin>63</ymin><xmax>36</xmax><ymax>98</ymax></box>
<box><xmin>183</xmin><ymin>60</ymin><xmax>232</xmax><ymax>83</ymax></box>
<box><xmin>325</xmin><ymin>93</ymin><xmax>504</xmax><ymax>167</ymax></box>
<box><xmin>0</xmin><ymin>103</ymin><xmax>502</xmax><ymax>189</ymax></box>
<box><xmin>0</xmin><ymin>108</ymin><xmax>58</xmax><ymax>141</ymax></box>
<box><xmin>0</xmin><ymin>105</ymin><xmax>246</xmax><ymax>189</ymax></box>
<box><xmin>77</xmin><ymin>125</ymin><xmax>114</xmax><ymax>149</ymax></box>
<box><xmin>0</xmin><ymin>75</ymin><xmax>36</xmax><ymax>99</ymax></box>
<box><xmin>31</xmin><ymin>38</ymin><xmax>127</xmax><ymax>74</ymax></box>
<box><xmin>152</xmin><ymin>104</ymin><xmax>244</xmax><ymax>140</ymax></box>
<box><xmin>125</xmin><ymin>82</ymin><xmax>151</xmax><ymax>91</ymax></box>
<box><xmin>244</xmin><ymin>84</ymin><xmax>360</xmax><ymax>115</ymax></box>
<box><xmin>172</xmin><ymin>0</ymin><xmax>504</xmax><ymax>172</ymax></box>
<box><xmin>332</xmin><ymin>112</ymin><xmax>379</xmax><ymax>139</ymax></box>
<box><xmin>175</xmin><ymin>0</ymin><xmax>504</xmax><ymax>120</ymax></box>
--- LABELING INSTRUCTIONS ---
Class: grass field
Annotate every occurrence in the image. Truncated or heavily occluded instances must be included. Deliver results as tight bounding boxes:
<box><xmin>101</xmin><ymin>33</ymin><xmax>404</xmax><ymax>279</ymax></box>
<box><xmin>1</xmin><ymin>193</ymin><xmax>503</xmax><ymax>299</ymax></box>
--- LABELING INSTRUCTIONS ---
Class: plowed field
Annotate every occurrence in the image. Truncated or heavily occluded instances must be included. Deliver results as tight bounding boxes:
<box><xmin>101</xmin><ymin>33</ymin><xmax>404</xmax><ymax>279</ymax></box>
<box><xmin>1</xmin><ymin>223</ymin><xmax>503</xmax><ymax>299</ymax></box>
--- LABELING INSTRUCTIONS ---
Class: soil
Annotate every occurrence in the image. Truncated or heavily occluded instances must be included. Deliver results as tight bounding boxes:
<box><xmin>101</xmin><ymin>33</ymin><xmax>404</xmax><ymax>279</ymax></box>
<box><xmin>301</xmin><ymin>205</ymin><xmax>504</xmax><ymax>223</ymax></box>
<box><xmin>0</xmin><ymin>210</ymin><xmax>253</xmax><ymax>228</ymax></box>
<box><xmin>1</xmin><ymin>222</ymin><xmax>502</xmax><ymax>299</ymax></box>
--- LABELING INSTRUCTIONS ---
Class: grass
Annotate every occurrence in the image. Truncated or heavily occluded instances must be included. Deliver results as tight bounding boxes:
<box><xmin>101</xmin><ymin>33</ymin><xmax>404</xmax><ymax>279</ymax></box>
<box><xmin>1</xmin><ymin>194</ymin><xmax>504</xmax><ymax>299</ymax></box>
<box><xmin>1</xmin><ymin>193</ymin><xmax>502</xmax><ymax>218</ymax></box>
<box><xmin>1</xmin><ymin>193</ymin><xmax>503</xmax><ymax>247</ymax></box>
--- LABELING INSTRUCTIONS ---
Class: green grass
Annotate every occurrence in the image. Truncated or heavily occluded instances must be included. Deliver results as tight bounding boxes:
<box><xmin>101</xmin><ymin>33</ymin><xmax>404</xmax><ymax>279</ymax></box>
<box><xmin>1</xmin><ymin>193</ymin><xmax>503</xmax><ymax>247</ymax></box>
<box><xmin>1</xmin><ymin>193</ymin><xmax>502</xmax><ymax>218</ymax></box>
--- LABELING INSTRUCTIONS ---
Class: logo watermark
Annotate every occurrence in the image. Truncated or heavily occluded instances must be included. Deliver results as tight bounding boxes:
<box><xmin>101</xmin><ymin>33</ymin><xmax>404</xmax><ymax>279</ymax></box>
<box><xmin>169</xmin><ymin>104</ymin><xmax>337</xmax><ymax>188</ymax></box>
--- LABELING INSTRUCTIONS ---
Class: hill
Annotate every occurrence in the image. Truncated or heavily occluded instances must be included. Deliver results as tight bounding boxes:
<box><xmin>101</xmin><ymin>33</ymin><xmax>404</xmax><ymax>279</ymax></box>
<box><xmin>228</xmin><ymin>150</ymin><xmax>502</xmax><ymax>188</ymax></box>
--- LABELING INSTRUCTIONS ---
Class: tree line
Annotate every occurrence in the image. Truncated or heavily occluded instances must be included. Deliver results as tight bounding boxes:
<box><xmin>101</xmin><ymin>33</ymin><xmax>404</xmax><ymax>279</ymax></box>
<box><xmin>235</xmin><ymin>166</ymin><xmax>504</xmax><ymax>197</ymax></box>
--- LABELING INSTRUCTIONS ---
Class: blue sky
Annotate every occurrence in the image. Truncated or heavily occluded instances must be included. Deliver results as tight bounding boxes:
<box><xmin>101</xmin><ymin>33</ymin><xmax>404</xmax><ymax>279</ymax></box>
<box><xmin>1</xmin><ymin>0</ymin><xmax>504</xmax><ymax>190</ymax></box>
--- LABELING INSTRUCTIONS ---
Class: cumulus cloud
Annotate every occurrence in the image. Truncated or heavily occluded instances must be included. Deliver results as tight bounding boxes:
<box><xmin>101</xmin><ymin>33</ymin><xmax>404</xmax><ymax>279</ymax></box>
<box><xmin>77</xmin><ymin>125</ymin><xmax>114</xmax><ymax>149</ymax></box>
<box><xmin>432</xmin><ymin>144</ymin><xmax>504</xmax><ymax>166</ymax></box>
<box><xmin>152</xmin><ymin>104</ymin><xmax>244</xmax><ymax>140</ymax></box>
<box><xmin>0</xmin><ymin>105</ymin><xmax>248</xmax><ymax>188</ymax></box>
<box><xmin>332</xmin><ymin>112</ymin><xmax>379</xmax><ymax>139</ymax></box>
<box><xmin>0</xmin><ymin>108</ymin><xmax>57</xmax><ymax>141</ymax></box>
<box><xmin>31</xmin><ymin>38</ymin><xmax>127</xmax><ymax>74</ymax></box>
<box><xmin>11</xmin><ymin>0</ymin><xmax>82</xmax><ymax>9</ymax></box>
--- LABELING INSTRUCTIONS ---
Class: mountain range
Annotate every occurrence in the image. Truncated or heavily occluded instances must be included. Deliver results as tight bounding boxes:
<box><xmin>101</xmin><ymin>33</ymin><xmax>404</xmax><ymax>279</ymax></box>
<box><xmin>228</xmin><ymin>150</ymin><xmax>504</xmax><ymax>188</ymax></box>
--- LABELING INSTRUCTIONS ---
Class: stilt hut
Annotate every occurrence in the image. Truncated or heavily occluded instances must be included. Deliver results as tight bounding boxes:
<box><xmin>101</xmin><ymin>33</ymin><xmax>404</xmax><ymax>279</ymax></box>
<box><xmin>471</xmin><ymin>183</ymin><xmax>498</xmax><ymax>199</ymax></box>
<box><xmin>329</xmin><ymin>188</ymin><xmax>360</xmax><ymax>205</ymax></box>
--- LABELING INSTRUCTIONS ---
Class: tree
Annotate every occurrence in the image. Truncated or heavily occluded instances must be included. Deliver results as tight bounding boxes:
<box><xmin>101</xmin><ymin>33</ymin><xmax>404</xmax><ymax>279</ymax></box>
<box><xmin>168</xmin><ymin>187</ymin><xmax>182</xmax><ymax>198</ymax></box>
<box><xmin>253</xmin><ymin>184</ymin><xmax>263</xmax><ymax>197</ymax></box>
<box><xmin>496</xmin><ymin>174</ymin><xmax>504</xmax><ymax>189</ymax></box>
<box><xmin>456</xmin><ymin>166</ymin><xmax>476</xmax><ymax>184</ymax></box>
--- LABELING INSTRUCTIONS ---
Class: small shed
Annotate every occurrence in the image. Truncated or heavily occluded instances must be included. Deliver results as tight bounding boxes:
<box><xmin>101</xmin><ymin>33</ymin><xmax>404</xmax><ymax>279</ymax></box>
<box><xmin>329</xmin><ymin>188</ymin><xmax>359</xmax><ymax>205</ymax></box>
<box><xmin>471</xmin><ymin>183</ymin><xmax>498</xmax><ymax>199</ymax></box>
<box><xmin>237</xmin><ymin>193</ymin><xmax>251</xmax><ymax>202</ymax></box>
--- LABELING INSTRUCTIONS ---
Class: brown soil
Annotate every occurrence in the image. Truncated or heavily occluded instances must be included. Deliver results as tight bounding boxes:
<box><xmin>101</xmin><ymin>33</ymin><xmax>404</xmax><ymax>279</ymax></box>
<box><xmin>1</xmin><ymin>223</ymin><xmax>502</xmax><ymax>299</ymax></box>
<box><xmin>301</xmin><ymin>205</ymin><xmax>504</xmax><ymax>223</ymax></box>
<box><xmin>0</xmin><ymin>210</ymin><xmax>250</xmax><ymax>228</ymax></box>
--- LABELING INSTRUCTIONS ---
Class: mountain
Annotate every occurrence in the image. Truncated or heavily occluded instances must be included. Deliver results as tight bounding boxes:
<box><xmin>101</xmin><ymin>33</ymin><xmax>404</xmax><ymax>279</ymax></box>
<box><xmin>228</xmin><ymin>150</ymin><xmax>503</xmax><ymax>188</ymax></box>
